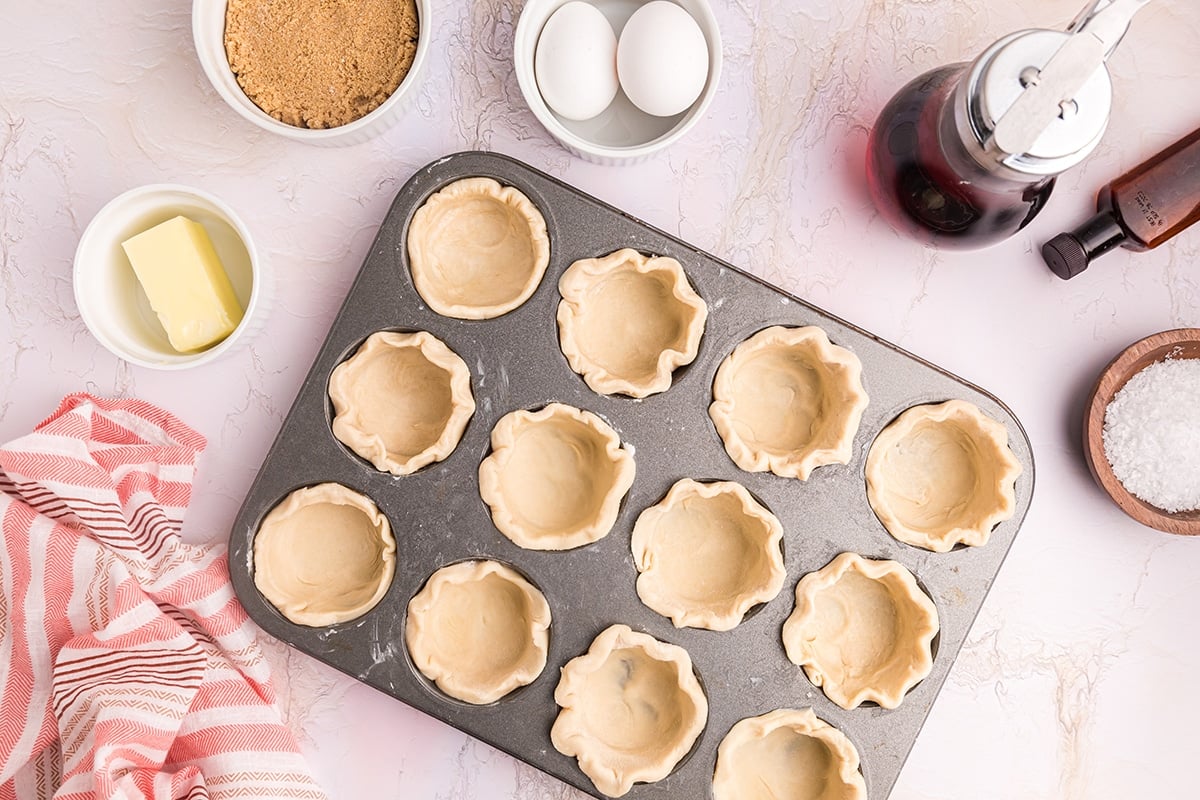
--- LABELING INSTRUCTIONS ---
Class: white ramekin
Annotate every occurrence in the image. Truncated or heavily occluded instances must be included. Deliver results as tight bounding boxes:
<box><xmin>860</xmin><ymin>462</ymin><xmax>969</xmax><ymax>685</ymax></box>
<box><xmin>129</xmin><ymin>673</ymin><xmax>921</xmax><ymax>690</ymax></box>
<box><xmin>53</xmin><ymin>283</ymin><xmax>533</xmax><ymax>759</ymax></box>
<box><xmin>514</xmin><ymin>0</ymin><xmax>723</xmax><ymax>165</ymax></box>
<box><xmin>73</xmin><ymin>184</ymin><xmax>269</xmax><ymax>370</ymax></box>
<box><xmin>192</xmin><ymin>0</ymin><xmax>431</xmax><ymax>147</ymax></box>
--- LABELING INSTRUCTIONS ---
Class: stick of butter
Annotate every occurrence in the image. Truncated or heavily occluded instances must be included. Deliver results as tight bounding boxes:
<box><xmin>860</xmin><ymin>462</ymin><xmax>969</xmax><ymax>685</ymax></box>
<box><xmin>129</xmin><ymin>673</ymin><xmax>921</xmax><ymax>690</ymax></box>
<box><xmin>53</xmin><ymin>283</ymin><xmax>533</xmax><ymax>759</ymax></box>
<box><xmin>120</xmin><ymin>216</ymin><xmax>245</xmax><ymax>353</ymax></box>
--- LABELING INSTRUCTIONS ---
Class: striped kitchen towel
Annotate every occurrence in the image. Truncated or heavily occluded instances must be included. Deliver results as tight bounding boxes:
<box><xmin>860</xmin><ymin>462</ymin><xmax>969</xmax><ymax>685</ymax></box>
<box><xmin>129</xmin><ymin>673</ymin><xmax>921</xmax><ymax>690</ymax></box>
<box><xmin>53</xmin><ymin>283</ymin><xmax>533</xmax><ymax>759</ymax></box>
<box><xmin>0</xmin><ymin>394</ymin><xmax>327</xmax><ymax>800</ymax></box>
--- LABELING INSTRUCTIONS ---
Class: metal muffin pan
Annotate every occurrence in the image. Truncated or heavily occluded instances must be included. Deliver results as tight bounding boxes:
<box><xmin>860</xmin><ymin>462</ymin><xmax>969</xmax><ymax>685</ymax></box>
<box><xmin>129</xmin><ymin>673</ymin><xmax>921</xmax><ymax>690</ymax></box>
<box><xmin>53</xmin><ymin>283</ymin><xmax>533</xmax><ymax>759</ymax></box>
<box><xmin>229</xmin><ymin>151</ymin><xmax>1035</xmax><ymax>799</ymax></box>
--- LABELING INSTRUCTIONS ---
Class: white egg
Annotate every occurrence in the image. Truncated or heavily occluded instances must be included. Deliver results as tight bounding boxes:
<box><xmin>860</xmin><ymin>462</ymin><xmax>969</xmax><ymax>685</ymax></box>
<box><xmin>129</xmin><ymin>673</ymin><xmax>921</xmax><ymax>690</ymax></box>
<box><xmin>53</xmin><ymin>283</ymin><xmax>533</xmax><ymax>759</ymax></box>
<box><xmin>617</xmin><ymin>1</ymin><xmax>709</xmax><ymax>117</ymax></box>
<box><xmin>535</xmin><ymin>2</ymin><xmax>620</xmax><ymax>122</ymax></box>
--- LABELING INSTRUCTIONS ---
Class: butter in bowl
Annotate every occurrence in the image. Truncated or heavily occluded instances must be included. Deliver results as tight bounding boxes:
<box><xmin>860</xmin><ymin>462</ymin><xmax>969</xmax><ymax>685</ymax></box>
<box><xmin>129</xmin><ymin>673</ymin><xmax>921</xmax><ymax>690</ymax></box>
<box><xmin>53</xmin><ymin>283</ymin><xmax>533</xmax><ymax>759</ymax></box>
<box><xmin>73</xmin><ymin>184</ymin><xmax>266</xmax><ymax>370</ymax></box>
<box><xmin>120</xmin><ymin>216</ymin><xmax>244</xmax><ymax>354</ymax></box>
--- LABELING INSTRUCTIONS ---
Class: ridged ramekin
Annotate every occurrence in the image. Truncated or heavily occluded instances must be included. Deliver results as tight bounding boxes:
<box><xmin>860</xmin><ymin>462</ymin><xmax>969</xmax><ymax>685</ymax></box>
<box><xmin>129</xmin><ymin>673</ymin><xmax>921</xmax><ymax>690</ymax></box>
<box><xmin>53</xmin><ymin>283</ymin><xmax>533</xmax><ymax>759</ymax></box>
<box><xmin>192</xmin><ymin>0</ymin><xmax>431</xmax><ymax>147</ymax></box>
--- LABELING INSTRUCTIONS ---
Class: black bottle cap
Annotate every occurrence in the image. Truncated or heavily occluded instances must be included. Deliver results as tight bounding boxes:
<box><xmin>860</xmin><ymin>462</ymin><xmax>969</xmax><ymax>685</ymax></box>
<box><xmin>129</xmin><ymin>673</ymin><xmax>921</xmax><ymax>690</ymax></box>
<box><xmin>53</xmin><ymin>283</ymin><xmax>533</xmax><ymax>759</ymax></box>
<box><xmin>1041</xmin><ymin>211</ymin><xmax>1127</xmax><ymax>280</ymax></box>
<box><xmin>1042</xmin><ymin>234</ymin><xmax>1090</xmax><ymax>279</ymax></box>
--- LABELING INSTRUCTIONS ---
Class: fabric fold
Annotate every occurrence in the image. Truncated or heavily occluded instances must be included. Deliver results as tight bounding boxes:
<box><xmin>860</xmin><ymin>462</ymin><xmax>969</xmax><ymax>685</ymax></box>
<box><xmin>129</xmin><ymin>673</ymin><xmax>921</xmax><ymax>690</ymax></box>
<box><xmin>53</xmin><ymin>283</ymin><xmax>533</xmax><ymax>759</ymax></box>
<box><xmin>0</xmin><ymin>394</ymin><xmax>326</xmax><ymax>800</ymax></box>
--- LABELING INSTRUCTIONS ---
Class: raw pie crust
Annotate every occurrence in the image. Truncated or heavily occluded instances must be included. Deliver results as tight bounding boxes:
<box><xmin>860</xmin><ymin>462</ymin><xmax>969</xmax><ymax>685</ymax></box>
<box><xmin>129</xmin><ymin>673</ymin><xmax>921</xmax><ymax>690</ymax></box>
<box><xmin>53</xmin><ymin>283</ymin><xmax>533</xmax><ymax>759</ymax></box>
<box><xmin>551</xmin><ymin>624</ymin><xmax>708</xmax><ymax>798</ymax></box>
<box><xmin>407</xmin><ymin>177</ymin><xmax>550</xmax><ymax>319</ymax></box>
<box><xmin>782</xmin><ymin>552</ymin><xmax>938</xmax><ymax>710</ymax></box>
<box><xmin>253</xmin><ymin>483</ymin><xmax>396</xmax><ymax>627</ymax></box>
<box><xmin>712</xmin><ymin>708</ymin><xmax>866</xmax><ymax>800</ymax></box>
<box><xmin>478</xmin><ymin>403</ymin><xmax>635</xmax><ymax>550</ymax></box>
<box><xmin>631</xmin><ymin>479</ymin><xmax>785</xmax><ymax>631</ymax></box>
<box><xmin>709</xmin><ymin>326</ymin><xmax>869</xmax><ymax>480</ymax></box>
<box><xmin>557</xmin><ymin>249</ymin><xmax>708</xmax><ymax>398</ymax></box>
<box><xmin>866</xmin><ymin>399</ymin><xmax>1022</xmax><ymax>552</ymax></box>
<box><xmin>329</xmin><ymin>330</ymin><xmax>475</xmax><ymax>476</ymax></box>
<box><xmin>405</xmin><ymin>560</ymin><xmax>551</xmax><ymax>705</ymax></box>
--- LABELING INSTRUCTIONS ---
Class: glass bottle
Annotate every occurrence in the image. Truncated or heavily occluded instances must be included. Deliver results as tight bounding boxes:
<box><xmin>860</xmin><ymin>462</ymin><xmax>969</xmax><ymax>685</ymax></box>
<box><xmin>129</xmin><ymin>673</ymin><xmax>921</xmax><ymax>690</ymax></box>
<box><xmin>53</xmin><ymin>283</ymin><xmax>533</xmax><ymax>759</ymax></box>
<box><xmin>867</xmin><ymin>0</ymin><xmax>1153</xmax><ymax>250</ymax></box>
<box><xmin>1043</xmin><ymin>126</ymin><xmax>1200</xmax><ymax>278</ymax></box>
<box><xmin>866</xmin><ymin>63</ymin><xmax>1057</xmax><ymax>249</ymax></box>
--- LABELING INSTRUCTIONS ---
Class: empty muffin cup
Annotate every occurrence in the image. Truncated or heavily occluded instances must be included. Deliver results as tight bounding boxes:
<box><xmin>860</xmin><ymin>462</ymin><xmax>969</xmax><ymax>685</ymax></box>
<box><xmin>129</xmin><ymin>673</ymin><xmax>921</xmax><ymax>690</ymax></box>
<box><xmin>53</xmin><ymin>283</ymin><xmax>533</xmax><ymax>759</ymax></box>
<box><xmin>866</xmin><ymin>399</ymin><xmax>1022</xmax><ymax>552</ymax></box>
<box><xmin>557</xmin><ymin>249</ymin><xmax>707</xmax><ymax>398</ymax></box>
<box><xmin>253</xmin><ymin>483</ymin><xmax>396</xmax><ymax>627</ymax></box>
<box><xmin>329</xmin><ymin>330</ymin><xmax>475</xmax><ymax>476</ymax></box>
<box><xmin>710</xmin><ymin>326</ymin><xmax>868</xmax><ymax>480</ymax></box>
<box><xmin>631</xmin><ymin>479</ymin><xmax>785</xmax><ymax>631</ymax></box>
<box><xmin>551</xmin><ymin>624</ymin><xmax>708</xmax><ymax>797</ymax></box>
<box><xmin>478</xmin><ymin>403</ymin><xmax>635</xmax><ymax>550</ymax></box>
<box><xmin>782</xmin><ymin>552</ymin><xmax>938</xmax><ymax>710</ymax></box>
<box><xmin>407</xmin><ymin>177</ymin><xmax>550</xmax><ymax>319</ymax></box>
<box><xmin>405</xmin><ymin>560</ymin><xmax>551</xmax><ymax>704</ymax></box>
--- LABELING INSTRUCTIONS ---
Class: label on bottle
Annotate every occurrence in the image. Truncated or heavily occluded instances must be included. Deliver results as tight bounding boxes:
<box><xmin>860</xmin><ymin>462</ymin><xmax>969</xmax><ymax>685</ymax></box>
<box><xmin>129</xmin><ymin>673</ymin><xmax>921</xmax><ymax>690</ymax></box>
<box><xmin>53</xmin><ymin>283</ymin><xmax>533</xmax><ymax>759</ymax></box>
<box><xmin>1133</xmin><ymin>190</ymin><xmax>1166</xmax><ymax>230</ymax></box>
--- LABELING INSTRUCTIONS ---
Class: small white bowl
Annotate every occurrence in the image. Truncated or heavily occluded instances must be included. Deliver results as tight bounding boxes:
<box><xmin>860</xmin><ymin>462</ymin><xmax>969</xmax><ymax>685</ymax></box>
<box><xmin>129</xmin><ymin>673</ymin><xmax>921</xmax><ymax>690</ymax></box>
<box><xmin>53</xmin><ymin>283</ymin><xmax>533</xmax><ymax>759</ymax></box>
<box><xmin>514</xmin><ymin>0</ymin><xmax>722</xmax><ymax>164</ymax></box>
<box><xmin>192</xmin><ymin>0</ymin><xmax>431</xmax><ymax>147</ymax></box>
<box><xmin>73</xmin><ymin>184</ymin><xmax>267</xmax><ymax>370</ymax></box>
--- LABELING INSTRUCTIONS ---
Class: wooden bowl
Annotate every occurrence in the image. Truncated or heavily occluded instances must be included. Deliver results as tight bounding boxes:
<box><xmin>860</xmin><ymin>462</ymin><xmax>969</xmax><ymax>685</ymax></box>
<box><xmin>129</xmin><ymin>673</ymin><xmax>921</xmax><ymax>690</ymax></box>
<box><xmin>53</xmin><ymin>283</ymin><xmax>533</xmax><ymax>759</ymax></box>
<box><xmin>1083</xmin><ymin>328</ymin><xmax>1200</xmax><ymax>535</ymax></box>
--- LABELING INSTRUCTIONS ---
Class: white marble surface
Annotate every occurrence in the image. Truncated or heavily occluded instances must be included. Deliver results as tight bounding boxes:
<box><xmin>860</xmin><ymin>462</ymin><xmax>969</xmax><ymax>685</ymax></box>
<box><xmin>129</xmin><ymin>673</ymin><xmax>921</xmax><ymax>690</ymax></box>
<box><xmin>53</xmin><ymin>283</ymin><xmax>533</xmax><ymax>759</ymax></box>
<box><xmin>3</xmin><ymin>0</ymin><xmax>1199</xmax><ymax>797</ymax></box>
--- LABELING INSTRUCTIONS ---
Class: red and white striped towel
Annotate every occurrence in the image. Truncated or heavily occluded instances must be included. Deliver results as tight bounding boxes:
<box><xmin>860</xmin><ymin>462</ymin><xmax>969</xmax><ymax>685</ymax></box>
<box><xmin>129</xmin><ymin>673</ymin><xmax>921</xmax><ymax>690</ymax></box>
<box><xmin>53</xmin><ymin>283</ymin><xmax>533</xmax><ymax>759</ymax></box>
<box><xmin>0</xmin><ymin>394</ymin><xmax>327</xmax><ymax>800</ymax></box>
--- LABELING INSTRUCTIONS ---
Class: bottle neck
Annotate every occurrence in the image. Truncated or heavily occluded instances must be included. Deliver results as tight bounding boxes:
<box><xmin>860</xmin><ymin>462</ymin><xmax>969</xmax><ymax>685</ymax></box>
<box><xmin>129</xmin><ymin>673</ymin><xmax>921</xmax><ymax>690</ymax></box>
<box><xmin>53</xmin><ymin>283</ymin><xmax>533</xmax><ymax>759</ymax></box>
<box><xmin>948</xmin><ymin>70</ymin><xmax>1051</xmax><ymax>187</ymax></box>
<box><xmin>936</xmin><ymin>67</ymin><xmax>1052</xmax><ymax>191</ymax></box>
<box><xmin>1042</xmin><ymin>210</ymin><xmax>1127</xmax><ymax>279</ymax></box>
<box><xmin>1073</xmin><ymin>210</ymin><xmax>1127</xmax><ymax>256</ymax></box>
<box><xmin>952</xmin><ymin>29</ymin><xmax>1113</xmax><ymax>184</ymax></box>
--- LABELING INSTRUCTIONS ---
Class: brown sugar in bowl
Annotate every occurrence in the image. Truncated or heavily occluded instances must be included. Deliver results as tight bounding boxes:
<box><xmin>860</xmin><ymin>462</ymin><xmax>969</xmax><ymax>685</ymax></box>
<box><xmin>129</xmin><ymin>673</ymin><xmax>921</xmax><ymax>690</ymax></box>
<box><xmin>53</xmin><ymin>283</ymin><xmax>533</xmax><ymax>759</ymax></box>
<box><xmin>192</xmin><ymin>0</ymin><xmax>431</xmax><ymax>146</ymax></box>
<box><xmin>1083</xmin><ymin>328</ymin><xmax>1200</xmax><ymax>536</ymax></box>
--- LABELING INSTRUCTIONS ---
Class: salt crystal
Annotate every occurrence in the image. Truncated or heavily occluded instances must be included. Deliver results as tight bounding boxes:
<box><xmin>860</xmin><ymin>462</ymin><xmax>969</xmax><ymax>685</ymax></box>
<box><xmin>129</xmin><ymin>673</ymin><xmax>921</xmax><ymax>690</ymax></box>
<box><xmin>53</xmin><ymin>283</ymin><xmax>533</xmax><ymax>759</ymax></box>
<box><xmin>1102</xmin><ymin>358</ymin><xmax>1200</xmax><ymax>513</ymax></box>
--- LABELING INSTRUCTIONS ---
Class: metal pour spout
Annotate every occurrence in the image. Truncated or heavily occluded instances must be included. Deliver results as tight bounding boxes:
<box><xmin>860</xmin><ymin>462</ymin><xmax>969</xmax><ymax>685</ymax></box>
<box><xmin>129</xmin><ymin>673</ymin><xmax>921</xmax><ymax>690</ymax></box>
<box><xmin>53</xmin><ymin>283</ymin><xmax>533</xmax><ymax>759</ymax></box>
<box><xmin>1069</xmin><ymin>0</ymin><xmax>1150</xmax><ymax>55</ymax></box>
<box><xmin>990</xmin><ymin>0</ymin><xmax>1153</xmax><ymax>157</ymax></box>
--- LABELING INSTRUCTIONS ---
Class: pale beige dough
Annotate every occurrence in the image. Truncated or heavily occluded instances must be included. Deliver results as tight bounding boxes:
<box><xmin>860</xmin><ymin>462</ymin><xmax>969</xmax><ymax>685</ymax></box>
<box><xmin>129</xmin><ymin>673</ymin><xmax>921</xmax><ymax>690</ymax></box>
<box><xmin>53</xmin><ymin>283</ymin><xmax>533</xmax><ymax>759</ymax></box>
<box><xmin>557</xmin><ymin>249</ymin><xmax>707</xmax><ymax>398</ymax></box>
<box><xmin>407</xmin><ymin>177</ymin><xmax>550</xmax><ymax>319</ymax></box>
<box><xmin>866</xmin><ymin>399</ymin><xmax>1022</xmax><ymax>552</ymax></box>
<box><xmin>405</xmin><ymin>560</ymin><xmax>551</xmax><ymax>704</ymax></box>
<box><xmin>478</xmin><ymin>403</ymin><xmax>635</xmax><ymax>550</ymax></box>
<box><xmin>551</xmin><ymin>624</ymin><xmax>708</xmax><ymax>797</ymax></box>
<box><xmin>329</xmin><ymin>330</ymin><xmax>475</xmax><ymax>476</ymax></box>
<box><xmin>709</xmin><ymin>326</ymin><xmax>868</xmax><ymax>480</ymax></box>
<box><xmin>712</xmin><ymin>708</ymin><xmax>866</xmax><ymax>800</ymax></box>
<box><xmin>782</xmin><ymin>552</ymin><xmax>938</xmax><ymax>710</ymax></box>
<box><xmin>253</xmin><ymin>483</ymin><xmax>396</xmax><ymax>627</ymax></box>
<box><xmin>631</xmin><ymin>479</ymin><xmax>785</xmax><ymax>631</ymax></box>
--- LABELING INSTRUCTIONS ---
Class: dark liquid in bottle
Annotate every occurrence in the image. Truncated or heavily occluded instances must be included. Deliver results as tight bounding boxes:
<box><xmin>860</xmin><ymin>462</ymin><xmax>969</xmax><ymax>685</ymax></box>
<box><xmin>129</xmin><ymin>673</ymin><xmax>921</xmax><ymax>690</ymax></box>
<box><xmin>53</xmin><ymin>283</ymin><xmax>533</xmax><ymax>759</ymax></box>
<box><xmin>867</xmin><ymin>65</ymin><xmax>1056</xmax><ymax>250</ymax></box>
<box><xmin>1106</xmin><ymin>126</ymin><xmax>1200</xmax><ymax>249</ymax></box>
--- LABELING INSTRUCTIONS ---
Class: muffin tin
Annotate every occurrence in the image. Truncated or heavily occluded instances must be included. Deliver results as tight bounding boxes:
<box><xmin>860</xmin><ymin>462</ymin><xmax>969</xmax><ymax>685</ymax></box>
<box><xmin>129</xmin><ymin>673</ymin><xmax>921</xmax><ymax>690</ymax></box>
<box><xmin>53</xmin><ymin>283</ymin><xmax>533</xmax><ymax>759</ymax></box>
<box><xmin>228</xmin><ymin>151</ymin><xmax>1035</xmax><ymax>799</ymax></box>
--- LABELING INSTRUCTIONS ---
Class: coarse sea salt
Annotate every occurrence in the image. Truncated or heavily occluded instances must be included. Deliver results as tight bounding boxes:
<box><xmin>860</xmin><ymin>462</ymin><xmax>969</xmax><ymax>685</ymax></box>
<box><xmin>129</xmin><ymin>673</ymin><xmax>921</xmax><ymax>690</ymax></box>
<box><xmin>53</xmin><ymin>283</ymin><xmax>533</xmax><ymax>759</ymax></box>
<box><xmin>1103</xmin><ymin>357</ymin><xmax>1200</xmax><ymax>513</ymax></box>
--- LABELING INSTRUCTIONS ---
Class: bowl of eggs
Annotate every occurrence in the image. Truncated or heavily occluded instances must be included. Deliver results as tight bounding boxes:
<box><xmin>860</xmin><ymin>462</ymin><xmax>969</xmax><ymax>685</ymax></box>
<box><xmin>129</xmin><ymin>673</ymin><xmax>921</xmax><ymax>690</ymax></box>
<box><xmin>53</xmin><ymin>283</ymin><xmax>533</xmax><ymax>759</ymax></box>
<box><xmin>514</xmin><ymin>0</ymin><xmax>722</xmax><ymax>164</ymax></box>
